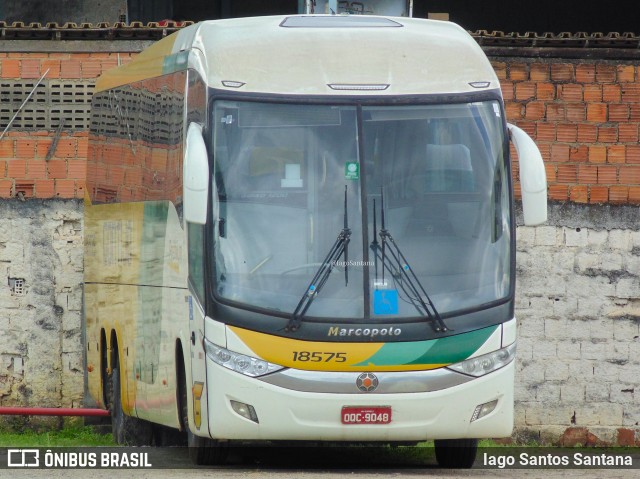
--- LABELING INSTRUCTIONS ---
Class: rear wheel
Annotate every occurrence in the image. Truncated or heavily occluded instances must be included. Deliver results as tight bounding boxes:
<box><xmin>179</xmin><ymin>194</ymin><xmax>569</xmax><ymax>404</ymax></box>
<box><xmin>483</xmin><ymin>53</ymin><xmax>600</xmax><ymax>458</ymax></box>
<box><xmin>110</xmin><ymin>367</ymin><xmax>153</xmax><ymax>446</ymax></box>
<box><xmin>180</xmin><ymin>372</ymin><xmax>228</xmax><ymax>465</ymax></box>
<box><xmin>434</xmin><ymin>438</ymin><xmax>478</xmax><ymax>468</ymax></box>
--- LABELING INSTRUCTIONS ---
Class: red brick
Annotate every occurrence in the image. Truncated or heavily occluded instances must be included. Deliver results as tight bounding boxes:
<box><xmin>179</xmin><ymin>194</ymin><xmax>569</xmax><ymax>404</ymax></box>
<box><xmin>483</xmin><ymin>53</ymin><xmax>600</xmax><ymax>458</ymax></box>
<box><xmin>609</xmin><ymin>186</ymin><xmax>629</xmax><ymax>203</ymax></box>
<box><xmin>15</xmin><ymin>139</ymin><xmax>36</xmax><ymax>158</ymax></box>
<box><xmin>566</xmin><ymin>103</ymin><xmax>586</xmax><ymax>122</ymax></box>
<box><xmin>619</xmin><ymin>166</ymin><xmax>640</xmax><ymax>184</ymax></box>
<box><xmin>7</xmin><ymin>159</ymin><xmax>27</xmax><ymax>178</ymax></box>
<box><xmin>530</xmin><ymin>63</ymin><xmax>549</xmax><ymax>81</ymax></box>
<box><xmin>578</xmin><ymin>124</ymin><xmax>597</xmax><ymax>143</ymax></box>
<box><xmin>617</xmin><ymin>65</ymin><xmax>635</xmax><ymax>83</ymax></box>
<box><xmin>589</xmin><ymin>186</ymin><xmax>609</xmax><ymax>203</ymax></box>
<box><xmin>510</xmin><ymin>104</ymin><xmax>531</xmax><ymax>121</ymax></box>
<box><xmin>621</xmin><ymin>84</ymin><xmax>640</xmax><ymax>103</ymax></box>
<box><xmin>27</xmin><ymin>160</ymin><xmax>47</xmax><ymax>179</ymax></box>
<box><xmin>60</xmin><ymin>60</ymin><xmax>82</xmax><ymax>79</ymax></box>
<box><xmin>47</xmin><ymin>159</ymin><xmax>67</xmax><ymax>179</ymax></box>
<box><xmin>556</xmin><ymin>124</ymin><xmax>577</xmax><ymax>143</ymax></box>
<box><xmin>598</xmin><ymin>126</ymin><xmax>618</xmax><ymax>143</ymax></box>
<box><xmin>509</xmin><ymin>63</ymin><xmax>528</xmax><ymax>81</ymax></box>
<box><xmin>0</xmin><ymin>160</ymin><xmax>6</xmax><ymax>177</ymax></box>
<box><xmin>607</xmin><ymin>145</ymin><xmax>626</xmax><ymax>164</ymax></box>
<box><xmin>569</xmin><ymin>185</ymin><xmax>588</xmax><ymax>203</ymax></box>
<box><xmin>492</xmin><ymin>62</ymin><xmax>507</xmax><ymax>79</ymax></box>
<box><xmin>584</xmin><ymin>84</ymin><xmax>603</xmax><ymax>102</ymax></box>
<box><xmin>35</xmin><ymin>179</ymin><xmax>55</xmax><ymax>198</ymax></box>
<box><xmin>21</xmin><ymin>59</ymin><xmax>41</xmax><ymax>79</ymax></box>
<box><xmin>99</xmin><ymin>60</ymin><xmax>119</xmax><ymax>73</ymax></box>
<box><xmin>558</xmin><ymin>84</ymin><xmax>583</xmax><ymax>102</ymax></box>
<box><xmin>557</xmin><ymin>164</ymin><xmax>577</xmax><ymax>183</ymax></box>
<box><xmin>595</xmin><ymin>64</ymin><xmax>616</xmax><ymax>83</ymax></box>
<box><xmin>619</xmin><ymin>123</ymin><xmax>639</xmax><ymax>143</ymax></box>
<box><xmin>0</xmin><ymin>139</ymin><xmax>13</xmax><ymax>158</ymax></box>
<box><xmin>629</xmin><ymin>108</ymin><xmax>640</xmax><ymax>125</ymax></box>
<box><xmin>1</xmin><ymin>59</ymin><xmax>20</xmax><ymax>78</ymax></box>
<box><xmin>589</xmin><ymin>146</ymin><xmax>607</xmax><ymax>163</ymax></box>
<box><xmin>515</xmin><ymin>82</ymin><xmax>536</xmax><ymax>101</ymax></box>
<box><xmin>53</xmin><ymin>139</ymin><xmax>77</xmax><ymax>158</ymax></box>
<box><xmin>629</xmin><ymin>187</ymin><xmax>640</xmax><ymax>204</ymax></box>
<box><xmin>77</xmin><ymin>137</ymin><xmax>89</xmax><ymax>157</ymax></box>
<box><xmin>0</xmin><ymin>179</ymin><xmax>12</xmax><ymax>197</ymax></box>
<box><xmin>41</xmin><ymin>59</ymin><xmax>61</xmax><ymax>79</ymax></box>
<box><xmin>578</xmin><ymin>165</ymin><xmax>598</xmax><ymax>183</ymax></box>
<box><xmin>609</xmin><ymin>104</ymin><xmax>630</xmax><ymax>123</ymax></box>
<box><xmin>500</xmin><ymin>80</ymin><xmax>514</xmax><ymax>101</ymax></box>
<box><xmin>575</xmin><ymin>64</ymin><xmax>596</xmax><ymax>83</ymax></box>
<box><xmin>536</xmin><ymin>123</ymin><xmax>556</xmax><ymax>142</ymax></box>
<box><xmin>55</xmin><ymin>179</ymin><xmax>76</xmax><ymax>198</ymax></box>
<box><xmin>536</xmin><ymin>82</ymin><xmax>555</xmax><ymax>100</ymax></box>
<box><xmin>544</xmin><ymin>163</ymin><xmax>557</xmax><ymax>182</ymax></box>
<box><xmin>36</xmin><ymin>139</ymin><xmax>54</xmax><ymax>158</ymax></box>
<box><xmin>586</xmin><ymin>103</ymin><xmax>607</xmax><ymax>122</ymax></box>
<box><xmin>548</xmin><ymin>184</ymin><xmax>569</xmax><ymax>201</ymax></box>
<box><xmin>627</xmin><ymin>145</ymin><xmax>640</xmax><ymax>164</ymax></box>
<box><xmin>524</xmin><ymin>102</ymin><xmax>544</xmax><ymax>120</ymax></box>
<box><xmin>550</xmin><ymin>63</ymin><xmax>574</xmax><ymax>82</ymax></box>
<box><xmin>603</xmin><ymin>84</ymin><xmax>621</xmax><ymax>102</ymax></box>
<box><xmin>546</xmin><ymin>104</ymin><xmax>566</xmax><ymax>121</ymax></box>
<box><xmin>570</xmin><ymin>146</ymin><xmax>588</xmax><ymax>162</ymax></box>
<box><xmin>597</xmin><ymin>165</ymin><xmax>617</xmax><ymax>184</ymax></box>
<box><xmin>550</xmin><ymin>144</ymin><xmax>570</xmax><ymax>162</ymax></box>
<box><xmin>81</xmin><ymin>61</ymin><xmax>103</xmax><ymax>78</ymax></box>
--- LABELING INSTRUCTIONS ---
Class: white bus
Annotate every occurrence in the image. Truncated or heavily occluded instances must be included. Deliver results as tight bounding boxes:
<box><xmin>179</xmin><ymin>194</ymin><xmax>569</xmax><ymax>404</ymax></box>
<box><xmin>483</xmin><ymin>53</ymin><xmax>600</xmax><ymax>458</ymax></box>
<box><xmin>84</xmin><ymin>14</ymin><xmax>547</xmax><ymax>468</ymax></box>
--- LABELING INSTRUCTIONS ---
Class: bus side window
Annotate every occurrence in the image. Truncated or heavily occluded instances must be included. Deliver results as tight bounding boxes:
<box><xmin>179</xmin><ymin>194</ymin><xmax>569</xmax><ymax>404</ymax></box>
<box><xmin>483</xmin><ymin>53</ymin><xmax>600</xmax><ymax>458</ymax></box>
<box><xmin>188</xmin><ymin>222</ymin><xmax>206</xmax><ymax>303</ymax></box>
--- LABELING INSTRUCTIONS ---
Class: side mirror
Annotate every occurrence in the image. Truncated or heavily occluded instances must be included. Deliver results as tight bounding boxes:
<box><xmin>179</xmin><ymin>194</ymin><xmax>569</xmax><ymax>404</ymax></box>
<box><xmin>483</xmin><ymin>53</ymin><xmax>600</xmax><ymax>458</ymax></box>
<box><xmin>508</xmin><ymin>123</ymin><xmax>547</xmax><ymax>226</ymax></box>
<box><xmin>184</xmin><ymin>123</ymin><xmax>209</xmax><ymax>224</ymax></box>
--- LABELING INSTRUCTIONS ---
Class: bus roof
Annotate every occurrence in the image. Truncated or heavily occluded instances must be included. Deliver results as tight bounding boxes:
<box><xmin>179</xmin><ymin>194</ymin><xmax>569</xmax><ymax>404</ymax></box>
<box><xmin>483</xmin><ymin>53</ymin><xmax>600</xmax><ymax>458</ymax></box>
<box><xmin>95</xmin><ymin>15</ymin><xmax>499</xmax><ymax>97</ymax></box>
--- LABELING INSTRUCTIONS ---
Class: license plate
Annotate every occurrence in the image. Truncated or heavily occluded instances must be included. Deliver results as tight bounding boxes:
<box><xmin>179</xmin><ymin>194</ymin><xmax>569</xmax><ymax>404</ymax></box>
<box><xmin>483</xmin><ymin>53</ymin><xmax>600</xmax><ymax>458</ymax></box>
<box><xmin>341</xmin><ymin>406</ymin><xmax>392</xmax><ymax>425</ymax></box>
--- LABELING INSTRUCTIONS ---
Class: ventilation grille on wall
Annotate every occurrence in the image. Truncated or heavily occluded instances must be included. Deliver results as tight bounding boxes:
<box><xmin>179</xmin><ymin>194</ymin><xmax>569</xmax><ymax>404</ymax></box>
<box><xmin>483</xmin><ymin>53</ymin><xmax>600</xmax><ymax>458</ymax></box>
<box><xmin>0</xmin><ymin>80</ymin><xmax>94</xmax><ymax>131</ymax></box>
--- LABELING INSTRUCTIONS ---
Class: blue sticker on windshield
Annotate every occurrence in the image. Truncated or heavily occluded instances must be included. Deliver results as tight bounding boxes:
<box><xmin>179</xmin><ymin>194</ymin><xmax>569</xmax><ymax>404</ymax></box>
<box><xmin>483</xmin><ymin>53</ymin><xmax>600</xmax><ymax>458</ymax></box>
<box><xmin>373</xmin><ymin>289</ymin><xmax>399</xmax><ymax>315</ymax></box>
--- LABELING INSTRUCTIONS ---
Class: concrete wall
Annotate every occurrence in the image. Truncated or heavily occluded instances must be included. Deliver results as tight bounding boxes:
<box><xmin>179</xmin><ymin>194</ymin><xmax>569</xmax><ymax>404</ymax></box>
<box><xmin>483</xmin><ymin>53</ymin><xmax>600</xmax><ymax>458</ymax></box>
<box><xmin>0</xmin><ymin>200</ymin><xmax>84</xmax><ymax>419</ymax></box>
<box><xmin>514</xmin><ymin>203</ymin><xmax>640</xmax><ymax>446</ymax></box>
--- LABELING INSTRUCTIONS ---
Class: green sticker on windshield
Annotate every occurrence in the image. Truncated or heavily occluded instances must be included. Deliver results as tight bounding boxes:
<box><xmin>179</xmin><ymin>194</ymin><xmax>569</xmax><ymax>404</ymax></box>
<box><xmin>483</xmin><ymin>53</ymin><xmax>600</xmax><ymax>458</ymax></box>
<box><xmin>345</xmin><ymin>161</ymin><xmax>359</xmax><ymax>180</ymax></box>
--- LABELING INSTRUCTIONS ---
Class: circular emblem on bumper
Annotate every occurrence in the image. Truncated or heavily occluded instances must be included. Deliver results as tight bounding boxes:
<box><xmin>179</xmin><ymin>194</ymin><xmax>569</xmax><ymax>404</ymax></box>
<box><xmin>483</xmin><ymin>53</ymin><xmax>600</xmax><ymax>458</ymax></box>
<box><xmin>356</xmin><ymin>372</ymin><xmax>379</xmax><ymax>392</ymax></box>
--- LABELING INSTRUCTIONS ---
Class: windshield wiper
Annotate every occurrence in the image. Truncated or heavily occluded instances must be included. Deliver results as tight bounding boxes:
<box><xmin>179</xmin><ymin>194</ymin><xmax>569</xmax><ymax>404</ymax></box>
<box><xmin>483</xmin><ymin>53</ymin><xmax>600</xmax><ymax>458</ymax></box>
<box><xmin>370</xmin><ymin>188</ymin><xmax>450</xmax><ymax>333</ymax></box>
<box><xmin>286</xmin><ymin>186</ymin><xmax>351</xmax><ymax>332</ymax></box>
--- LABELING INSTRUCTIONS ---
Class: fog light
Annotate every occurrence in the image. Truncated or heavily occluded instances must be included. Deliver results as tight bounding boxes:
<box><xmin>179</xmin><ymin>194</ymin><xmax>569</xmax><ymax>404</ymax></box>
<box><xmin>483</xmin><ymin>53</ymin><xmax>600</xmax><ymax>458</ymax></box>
<box><xmin>471</xmin><ymin>399</ymin><xmax>498</xmax><ymax>422</ymax></box>
<box><xmin>230</xmin><ymin>400</ymin><xmax>259</xmax><ymax>423</ymax></box>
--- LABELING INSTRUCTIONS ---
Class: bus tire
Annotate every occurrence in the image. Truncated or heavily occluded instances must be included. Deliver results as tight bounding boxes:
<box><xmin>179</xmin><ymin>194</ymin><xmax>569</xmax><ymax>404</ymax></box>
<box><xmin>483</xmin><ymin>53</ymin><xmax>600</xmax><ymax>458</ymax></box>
<box><xmin>434</xmin><ymin>438</ymin><xmax>478</xmax><ymax>468</ymax></box>
<box><xmin>110</xmin><ymin>367</ymin><xmax>153</xmax><ymax>446</ymax></box>
<box><xmin>180</xmin><ymin>374</ymin><xmax>228</xmax><ymax>465</ymax></box>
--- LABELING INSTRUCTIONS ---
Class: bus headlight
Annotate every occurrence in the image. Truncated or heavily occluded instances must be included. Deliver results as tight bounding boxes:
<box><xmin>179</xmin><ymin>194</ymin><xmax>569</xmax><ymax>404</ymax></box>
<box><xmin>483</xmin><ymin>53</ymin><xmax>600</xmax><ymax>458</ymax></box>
<box><xmin>204</xmin><ymin>339</ymin><xmax>285</xmax><ymax>377</ymax></box>
<box><xmin>447</xmin><ymin>342</ymin><xmax>516</xmax><ymax>377</ymax></box>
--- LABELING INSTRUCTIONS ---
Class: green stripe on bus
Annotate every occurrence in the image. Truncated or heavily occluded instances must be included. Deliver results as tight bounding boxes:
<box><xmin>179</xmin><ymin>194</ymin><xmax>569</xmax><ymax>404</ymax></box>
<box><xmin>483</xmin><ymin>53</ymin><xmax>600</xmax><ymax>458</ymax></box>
<box><xmin>353</xmin><ymin>325</ymin><xmax>498</xmax><ymax>367</ymax></box>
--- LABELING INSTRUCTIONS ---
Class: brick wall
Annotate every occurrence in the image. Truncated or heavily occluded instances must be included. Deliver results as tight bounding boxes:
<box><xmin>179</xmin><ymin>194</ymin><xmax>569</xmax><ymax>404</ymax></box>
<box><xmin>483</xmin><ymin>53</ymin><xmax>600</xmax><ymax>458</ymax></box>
<box><xmin>0</xmin><ymin>51</ymin><xmax>135</xmax><ymax>199</ymax></box>
<box><xmin>497</xmin><ymin>59</ymin><xmax>640</xmax><ymax>205</ymax></box>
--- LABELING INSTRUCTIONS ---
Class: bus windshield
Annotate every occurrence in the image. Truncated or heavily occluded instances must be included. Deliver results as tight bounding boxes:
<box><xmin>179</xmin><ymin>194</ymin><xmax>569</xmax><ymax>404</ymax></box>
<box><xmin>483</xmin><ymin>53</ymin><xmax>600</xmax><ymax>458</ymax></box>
<box><xmin>211</xmin><ymin>99</ymin><xmax>511</xmax><ymax>321</ymax></box>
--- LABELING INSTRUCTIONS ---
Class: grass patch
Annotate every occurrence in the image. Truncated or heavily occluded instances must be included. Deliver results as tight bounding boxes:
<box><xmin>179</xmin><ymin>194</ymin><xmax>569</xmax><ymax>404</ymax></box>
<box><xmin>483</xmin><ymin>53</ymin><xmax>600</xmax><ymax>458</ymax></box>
<box><xmin>0</xmin><ymin>426</ymin><xmax>116</xmax><ymax>447</ymax></box>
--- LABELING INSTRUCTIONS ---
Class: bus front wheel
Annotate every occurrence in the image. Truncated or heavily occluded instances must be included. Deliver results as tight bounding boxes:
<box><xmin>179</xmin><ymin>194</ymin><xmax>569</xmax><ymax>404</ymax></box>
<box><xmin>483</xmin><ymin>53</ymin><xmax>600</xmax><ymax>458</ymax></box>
<box><xmin>434</xmin><ymin>438</ymin><xmax>478</xmax><ymax>468</ymax></box>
